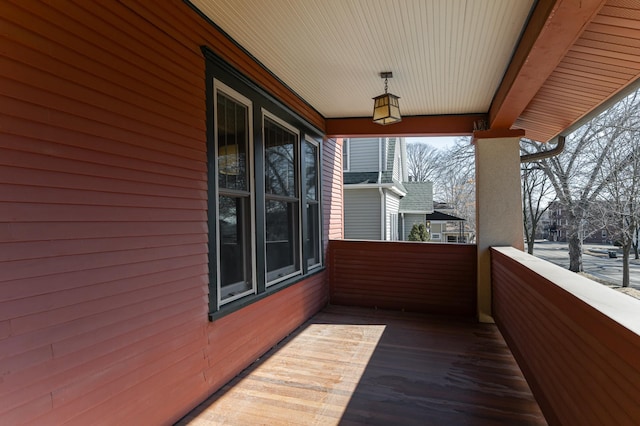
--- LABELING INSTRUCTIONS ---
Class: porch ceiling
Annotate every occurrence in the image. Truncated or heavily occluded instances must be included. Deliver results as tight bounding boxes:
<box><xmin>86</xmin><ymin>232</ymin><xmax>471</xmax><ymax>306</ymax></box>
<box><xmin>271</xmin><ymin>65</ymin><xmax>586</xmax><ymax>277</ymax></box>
<box><xmin>190</xmin><ymin>0</ymin><xmax>640</xmax><ymax>141</ymax></box>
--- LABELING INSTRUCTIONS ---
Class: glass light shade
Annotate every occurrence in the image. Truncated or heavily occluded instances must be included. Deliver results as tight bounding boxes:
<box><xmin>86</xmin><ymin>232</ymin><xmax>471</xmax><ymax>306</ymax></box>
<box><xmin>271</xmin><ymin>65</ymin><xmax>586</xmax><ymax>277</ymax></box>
<box><xmin>218</xmin><ymin>144</ymin><xmax>240</xmax><ymax>175</ymax></box>
<box><xmin>372</xmin><ymin>93</ymin><xmax>402</xmax><ymax>125</ymax></box>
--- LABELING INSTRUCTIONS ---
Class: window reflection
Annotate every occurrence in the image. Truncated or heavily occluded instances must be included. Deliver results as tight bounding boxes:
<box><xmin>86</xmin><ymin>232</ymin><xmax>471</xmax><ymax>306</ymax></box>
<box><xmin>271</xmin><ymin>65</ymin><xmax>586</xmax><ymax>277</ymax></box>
<box><xmin>304</xmin><ymin>140</ymin><xmax>320</xmax><ymax>267</ymax></box>
<box><xmin>264</xmin><ymin>116</ymin><xmax>300</xmax><ymax>282</ymax></box>
<box><xmin>219</xmin><ymin>196</ymin><xmax>252</xmax><ymax>299</ymax></box>
<box><xmin>217</xmin><ymin>93</ymin><xmax>248</xmax><ymax>191</ymax></box>
<box><xmin>216</xmin><ymin>87</ymin><xmax>253</xmax><ymax>304</ymax></box>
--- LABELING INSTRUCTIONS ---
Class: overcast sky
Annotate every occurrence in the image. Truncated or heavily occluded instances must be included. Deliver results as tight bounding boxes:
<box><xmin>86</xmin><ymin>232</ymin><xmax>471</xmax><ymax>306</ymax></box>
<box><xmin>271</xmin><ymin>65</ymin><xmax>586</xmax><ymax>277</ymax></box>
<box><xmin>406</xmin><ymin>136</ymin><xmax>461</xmax><ymax>148</ymax></box>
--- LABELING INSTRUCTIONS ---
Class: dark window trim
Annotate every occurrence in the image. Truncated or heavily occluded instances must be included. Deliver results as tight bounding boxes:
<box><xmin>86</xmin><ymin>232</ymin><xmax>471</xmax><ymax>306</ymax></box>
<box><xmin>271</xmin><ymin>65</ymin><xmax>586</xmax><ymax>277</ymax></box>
<box><xmin>202</xmin><ymin>46</ymin><xmax>324</xmax><ymax>320</ymax></box>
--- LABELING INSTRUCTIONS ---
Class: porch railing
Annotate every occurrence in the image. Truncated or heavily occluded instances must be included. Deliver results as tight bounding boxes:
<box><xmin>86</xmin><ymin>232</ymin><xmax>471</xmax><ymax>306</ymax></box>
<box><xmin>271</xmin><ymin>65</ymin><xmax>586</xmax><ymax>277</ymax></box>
<box><xmin>492</xmin><ymin>246</ymin><xmax>640</xmax><ymax>425</ymax></box>
<box><xmin>327</xmin><ymin>240</ymin><xmax>477</xmax><ymax>317</ymax></box>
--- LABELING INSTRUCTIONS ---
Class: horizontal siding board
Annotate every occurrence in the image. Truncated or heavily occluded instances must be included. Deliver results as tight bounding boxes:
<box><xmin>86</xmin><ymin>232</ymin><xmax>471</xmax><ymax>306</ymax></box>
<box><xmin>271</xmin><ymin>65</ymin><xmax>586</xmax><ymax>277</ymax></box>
<box><xmin>328</xmin><ymin>240</ymin><xmax>476</xmax><ymax>316</ymax></box>
<box><xmin>0</xmin><ymin>265</ymin><xmax>206</xmax><ymax>321</ymax></box>
<box><xmin>349</xmin><ymin>138</ymin><xmax>380</xmax><ymax>172</ymax></box>
<box><xmin>344</xmin><ymin>189</ymin><xmax>380</xmax><ymax>240</ymax></box>
<box><xmin>42</xmin><ymin>347</ymin><xmax>206</xmax><ymax>425</ymax></box>
<box><xmin>0</xmin><ymin>184</ymin><xmax>206</xmax><ymax>209</ymax></box>
<box><xmin>0</xmin><ymin>153</ymin><xmax>206</xmax><ymax>196</ymax></box>
<box><xmin>1</xmin><ymin>65</ymin><xmax>205</xmax><ymax>144</ymax></box>
<box><xmin>1</xmin><ymin>0</ymin><xmax>331</xmax><ymax>423</ymax></box>
<box><xmin>0</xmin><ymin>143</ymin><xmax>207</xmax><ymax>189</ymax></box>
<box><xmin>5</xmin><ymin>1</ymin><xmax>204</xmax><ymax>106</ymax></box>
<box><xmin>0</xmin><ymin>256</ymin><xmax>207</xmax><ymax>303</ymax></box>
<box><xmin>49</xmin><ymin>326</ymin><xmax>207</xmax><ymax>411</ymax></box>
<box><xmin>0</xmin><ymin>202</ymin><xmax>206</xmax><ymax>223</ymax></box>
<box><xmin>2</xmin><ymin>97</ymin><xmax>205</xmax><ymax>162</ymax></box>
<box><xmin>0</xmin><ymin>221</ymin><xmax>207</xmax><ymax>243</ymax></box>
<box><xmin>1</xmin><ymin>394</ymin><xmax>52</xmax><ymax>426</ymax></box>
<box><xmin>0</xmin><ymin>234</ymin><xmax>208</xmax><ymax>262</ymax></box>
<box><xmin>13</xmin><ymin>285</ymin><xmax>206</xmax><ymax>339</ymax></box>
<box><xmin>2</xmin><ymin>29</ymin><xmax>202</xmax><ymax>124</ymax></box>
<box><xmin>1</xmin><ymin>310</ymin><xmax>205</xmax><ymax>412</ymax></box>
<box><xmin>6</xmin><ymin>277</ymin><xmax>206</xmax><ymax>334</ymax></box>
<box><xmin>1</xmin><ymin>121</ymin><xmax>206</xmax><ymax>173</ymax></box>
<box><xmin>3</xmin><ymin>39</ymin><xmax>203</xmax><ymax>129</ymax></box>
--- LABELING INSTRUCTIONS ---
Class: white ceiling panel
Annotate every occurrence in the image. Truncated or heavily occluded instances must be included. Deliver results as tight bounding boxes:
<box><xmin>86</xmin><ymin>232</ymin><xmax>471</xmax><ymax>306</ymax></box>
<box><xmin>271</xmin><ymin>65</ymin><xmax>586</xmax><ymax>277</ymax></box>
<box><xmin>190</xmin><ymin>0</ymin><xmax>535</xmax><ymax>118</ymax></box>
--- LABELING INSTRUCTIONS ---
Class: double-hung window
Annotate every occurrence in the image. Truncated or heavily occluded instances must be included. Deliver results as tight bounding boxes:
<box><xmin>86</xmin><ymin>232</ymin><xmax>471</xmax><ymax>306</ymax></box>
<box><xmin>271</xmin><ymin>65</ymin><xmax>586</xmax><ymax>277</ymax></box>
<box><xmin>204</xmin><ymin>47</ymin><xmax>323</xmax><ymax>318</ymax></box>
<box><xmin>264</xmin><ymin>114</ymin><xmax>301</xmax><ymax>284</ymax></box>
<box><xmin>214</xmin><ymin>82</ymin><xmax>255</xmax><ymax>306</ymax></box>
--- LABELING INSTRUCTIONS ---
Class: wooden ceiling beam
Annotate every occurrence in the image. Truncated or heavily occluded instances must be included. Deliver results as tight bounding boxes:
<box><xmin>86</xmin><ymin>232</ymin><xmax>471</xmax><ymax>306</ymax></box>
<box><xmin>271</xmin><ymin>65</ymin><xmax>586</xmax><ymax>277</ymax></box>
<box><xmin>489</xmin><ymin>0</ymin><xmax>607</xmax><ymax>130</ymax></box>
<box><xmin>325</xmin><ymin>114</ymin><xmax>487</xmax><ymax>138</ymax></box>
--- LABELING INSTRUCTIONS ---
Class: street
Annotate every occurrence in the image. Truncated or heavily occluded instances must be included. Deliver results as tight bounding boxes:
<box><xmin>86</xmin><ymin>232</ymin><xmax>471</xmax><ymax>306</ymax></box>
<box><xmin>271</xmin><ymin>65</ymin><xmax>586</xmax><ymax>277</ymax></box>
<box><xmin>531</xmin><ymin>241</ymin><xmax>640</xmax><ymax>290</ymax></box>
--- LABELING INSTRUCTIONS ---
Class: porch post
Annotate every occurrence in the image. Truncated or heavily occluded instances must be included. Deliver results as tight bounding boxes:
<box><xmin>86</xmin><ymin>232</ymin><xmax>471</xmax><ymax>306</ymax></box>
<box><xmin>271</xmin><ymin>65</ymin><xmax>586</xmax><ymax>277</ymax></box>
<box><xmin>474</xmin><ymin>130</ymin><xmax>525</xmax><ymax>322</ymax></box>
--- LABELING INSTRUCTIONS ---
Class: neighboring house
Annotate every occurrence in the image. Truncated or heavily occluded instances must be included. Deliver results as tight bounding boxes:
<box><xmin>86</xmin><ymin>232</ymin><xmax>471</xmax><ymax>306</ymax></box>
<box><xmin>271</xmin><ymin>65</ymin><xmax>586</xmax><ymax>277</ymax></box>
<box><xmin>547</xmin><ymin>200</ymin><xmax>609</xmax><ymax>244</ymax></box>
<box><xmin>399</xmin><ymin>181</ymin><xmax>434</xmax><ymax>241</ymax></box>
<box><xmin>425</xmin><ymin>211</ymin><xmax>469</xmax><ymax>243</ymax></box>
<box><xmin>343</xmin><ymin>137</ymin><xmax>408</xmax><ymax>240</ymax></box>
<box><xmin>343</xmin><ymin>139</ymin><xmax>469</xmax><ymax>243</ymax></box>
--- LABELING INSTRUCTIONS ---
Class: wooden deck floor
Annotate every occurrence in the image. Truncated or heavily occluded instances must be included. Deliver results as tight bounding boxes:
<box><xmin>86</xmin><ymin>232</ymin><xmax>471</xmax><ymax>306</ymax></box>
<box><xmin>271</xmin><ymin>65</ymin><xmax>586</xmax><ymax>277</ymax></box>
<box><xmin>177</xmin><ymin>306</ymin><xmax>547</xmax><ymax>425</ymax></box>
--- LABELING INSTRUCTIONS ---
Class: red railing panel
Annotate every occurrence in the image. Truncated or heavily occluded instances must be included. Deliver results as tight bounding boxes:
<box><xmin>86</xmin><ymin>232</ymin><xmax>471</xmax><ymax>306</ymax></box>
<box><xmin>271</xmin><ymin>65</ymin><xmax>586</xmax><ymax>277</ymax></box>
<box><xmin>328</xmin><ymin>240</ymin><xmax>477</xmax><ymax>317</ymax></box>
<box><xmin>492</xmin><ymin>247</ymin><xmax>640</xmax><ymax>426</ymax></box>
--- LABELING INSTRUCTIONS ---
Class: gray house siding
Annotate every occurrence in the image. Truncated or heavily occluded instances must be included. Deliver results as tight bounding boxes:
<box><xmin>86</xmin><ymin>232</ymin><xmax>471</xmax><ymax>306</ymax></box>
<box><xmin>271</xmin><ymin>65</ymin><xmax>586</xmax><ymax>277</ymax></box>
<box><xmin>348</xmin><ymin>138</ymin><xmax>381</xmax><ymax>172</ymax></box>
<box><xmin>344</xmin><ymin>189</ymin><xmax>381</xmax><ymax>240</ymax></box>
<box><xmin>402</xmin><ymin>213</ymin><xmax>426</xmax><ymax>241</ymax></box>
<box><xmin>385</xmin><ymin>191</ymin><xmax>401</xmax><ymax>240</ymax></box>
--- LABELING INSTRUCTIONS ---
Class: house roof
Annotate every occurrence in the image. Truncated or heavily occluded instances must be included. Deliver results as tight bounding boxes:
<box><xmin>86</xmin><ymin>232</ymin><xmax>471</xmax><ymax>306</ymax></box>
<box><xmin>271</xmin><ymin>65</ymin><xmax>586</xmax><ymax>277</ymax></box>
<box><xmin>399</xmin><ymin>182</ymin><xmax>433</xmax><ymax>213</ymax></box>
<box><xmin>426</xmin><ymin>211</ymin><xmax>466</xmax><ymax>222</ymax></box>
<box><xmin>190</xmin><ymin>0</ymin><xmax>640</xmax><ymax>141</ymax></box>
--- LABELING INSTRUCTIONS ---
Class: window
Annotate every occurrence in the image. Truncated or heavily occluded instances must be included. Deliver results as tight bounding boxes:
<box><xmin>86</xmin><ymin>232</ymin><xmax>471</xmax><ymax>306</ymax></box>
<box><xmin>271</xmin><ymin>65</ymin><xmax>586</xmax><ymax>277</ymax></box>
<box><xmin>204</xmin><ymin>48</ymin><xmax>323</xmax><ymax>317</ymax></box>
<box><xmin>264</xmin><ymin>114</ymin><xmax>301</xmax><ymax>283</ymax></box>
<box><xmin>215</xmin><ymin>82</ymin><xmax>255</xmax><ymax>306</ymax></box>
<box><xmin>305</xmin><ymin>137</ymin><xmax>321</xmax><ymax>268</ymax></box>
<box><xmin>342</xmin><ymin>139</ymin><xmax>350</xmax><ymax>171</ymax></box>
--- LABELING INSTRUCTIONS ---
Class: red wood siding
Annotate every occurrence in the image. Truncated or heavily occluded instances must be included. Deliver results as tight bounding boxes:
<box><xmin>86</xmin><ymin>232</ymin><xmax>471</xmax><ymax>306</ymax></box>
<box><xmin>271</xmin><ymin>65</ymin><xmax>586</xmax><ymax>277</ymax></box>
<box><xmin>492</xmin><ymin>247</ymin><xmax>640</xmax><ymax>426</ymax></box>
<box><xmin>328</xmin><ymin>240</ymin><xmax>477</xmax><ymax>316</ymax></box>
<box><xmin>322</xmin><ymin>138</ymin><xmax>344</xmax><ymax>250</ymax></box>
<box><xmin>1</xmin><ymin>1</ymin><xmax>328</xmax><ymax>424</ymax></box>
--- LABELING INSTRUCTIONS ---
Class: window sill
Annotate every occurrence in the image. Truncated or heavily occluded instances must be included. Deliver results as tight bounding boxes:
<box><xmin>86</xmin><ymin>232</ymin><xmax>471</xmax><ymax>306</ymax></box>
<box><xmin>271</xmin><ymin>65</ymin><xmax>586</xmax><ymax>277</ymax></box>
<box><xmin>208</xmin><ymin>267</ymin><xmax>326</xmax><ymax>322</ymax></box>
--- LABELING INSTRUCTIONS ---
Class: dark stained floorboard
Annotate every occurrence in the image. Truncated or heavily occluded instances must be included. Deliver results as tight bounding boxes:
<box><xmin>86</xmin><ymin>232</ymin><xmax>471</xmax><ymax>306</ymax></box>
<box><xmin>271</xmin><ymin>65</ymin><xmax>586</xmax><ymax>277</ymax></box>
<box><xmin>177</xmin><ymin>305</ymin><xmax>547</xmax><ymax>425</ymax></box>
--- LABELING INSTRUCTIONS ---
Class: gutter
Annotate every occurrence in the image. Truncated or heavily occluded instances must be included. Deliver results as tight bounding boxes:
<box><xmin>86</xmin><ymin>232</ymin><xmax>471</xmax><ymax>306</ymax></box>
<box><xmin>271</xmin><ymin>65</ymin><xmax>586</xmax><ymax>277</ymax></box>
<box><xmin>344</xmin><ymin>183</ymin><xmax>407</xmax><ymax>197</ymax></box>
<box><xmin>520</xmin><ymin>135</ymin><xmax>565</xmax><ymax>163</ymax></box>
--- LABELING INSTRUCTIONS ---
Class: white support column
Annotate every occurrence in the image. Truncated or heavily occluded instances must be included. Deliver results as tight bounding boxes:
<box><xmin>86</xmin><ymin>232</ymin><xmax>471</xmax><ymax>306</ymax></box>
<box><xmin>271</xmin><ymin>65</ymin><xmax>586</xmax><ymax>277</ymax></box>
<box><xmin>474</xmin><ymin>131</ymin><xmax>524</xmax><ymax>323</ymax></box>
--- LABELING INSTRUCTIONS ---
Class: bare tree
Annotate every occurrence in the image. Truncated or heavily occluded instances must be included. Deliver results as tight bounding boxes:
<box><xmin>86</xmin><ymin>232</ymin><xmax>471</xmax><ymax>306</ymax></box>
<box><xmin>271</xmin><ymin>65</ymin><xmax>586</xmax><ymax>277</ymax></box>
<box><xmin>433</xmin><ymin>138</ymin><xmax>476</xmax><ymax>240</ymax></box>
<box><xmin>523</xmin><ymin>89</ymin><xmax>640</xmax><ymax>272</ymax></box>
<box><xmin>406</xmin><ymin>142</ymin><xmax>441</xmax><ymax>182</ymax></box>
<box><xmin>521</xmin><ymin>162</ymin><xmax>554</xmax><ymax>254</ymax></box>
<box><xmin>593</xmin><ymin>91</ymin><xmax>640</xmax><ymax>286</ymax></box>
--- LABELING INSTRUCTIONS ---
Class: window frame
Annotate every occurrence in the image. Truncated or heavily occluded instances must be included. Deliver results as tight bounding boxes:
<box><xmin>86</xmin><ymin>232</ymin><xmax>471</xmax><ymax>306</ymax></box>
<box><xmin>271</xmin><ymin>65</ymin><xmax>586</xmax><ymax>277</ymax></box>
<box><xmin>263</xmin><ymin>110</ymin><xmax>303</xmax><ymax>285</ymax></box>
<box><xmin>304</xmin><ymin>135</ymin><xmax>322</xmax><ymax>270</ymax></box>
<box><xmin>203</xmin><ymin>46</ymin><xmax>325</xmax><ymax>320</ymax></box>
<box><xmin>213</xmin><ymin>80</ymin><xmax>257</xmax><ymax>308</ymax></box>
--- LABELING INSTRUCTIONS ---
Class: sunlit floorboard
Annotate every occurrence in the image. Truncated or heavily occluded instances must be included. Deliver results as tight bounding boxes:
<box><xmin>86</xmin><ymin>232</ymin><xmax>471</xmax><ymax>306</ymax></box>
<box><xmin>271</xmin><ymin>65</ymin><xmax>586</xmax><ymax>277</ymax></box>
<box><xmin>177</xmin><ymin>305</ymin><xmax>546</xmax><ymax>425</ymax></box>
